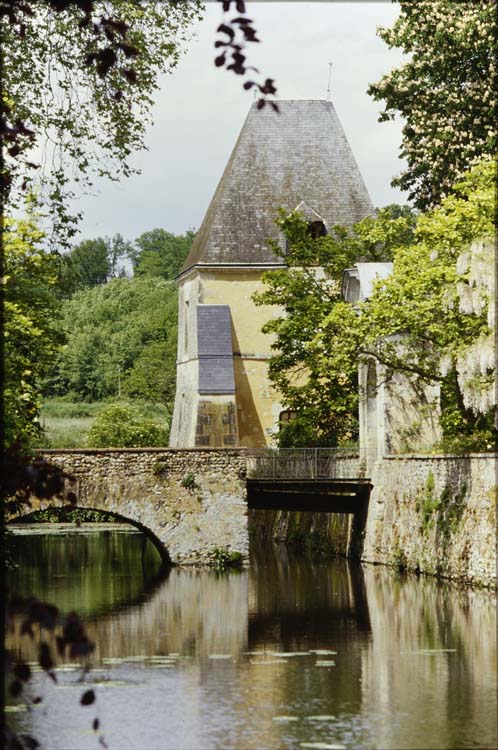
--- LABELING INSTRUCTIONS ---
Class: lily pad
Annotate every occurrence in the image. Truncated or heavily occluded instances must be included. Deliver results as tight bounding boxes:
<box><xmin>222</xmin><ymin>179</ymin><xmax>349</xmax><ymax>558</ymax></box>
<box><xmin>148</xmin><ymin>655</ymin><xmax>177</xmax><ymax>661</ymax></box>
<box><xmin>315</xmin><ymin>660</ymin><xmax>336</xmax><ymax>667</ymax></box>
<box><xmin>300</xmin><ymin>743</ymin><xmax>346</xmax><ymax>749</ymax></box>
<box><xmin>401</xmin><ymin>649</ymin><xmax>456</xmax><ymax>655</ymax></box>
<box><xmin>208</xmin><ymin>654</ymin><xmax>232</xmax><ymax>660</ymax></box>
<box><xmin>54</xmin><ymin>665</ymin><xmax>80</xmax><ymax>672</ymax></box>
<box><xmin>102</xmin><ymin>657</ymin><xmax>125</xmax><ymax>664</ymax></box>
<box><xmin>244</xmin><ymin>651</ymin><xmax>269</xmax><ymax>656</ymax></box>
<box><xmin>93</xmin><ymin>679</ymin><xmax>131</xmax><ymax>688</ymax></box>
<box><xmin>273</xmin><ymin>716</ymin><xmax>299</xmax><ymax>722</ymax></box>
<box><xmin>307</xmin><ymin>716</ymin><xmax>336</xmax><ymax>721</ymax></box>
<box><xmin>310</xmin><ymin>650</ymin><xmax>338</xmax><ymax>655</ymax></box>
<box><xmin>120</xmin><ymin>656</ymin><xmax>149</xmax><ymax>662</ymax></box>
<box><xmin>271</xmin><ymin>652</ymin><xmax>309</xmax><ymax>657</ymax></box>
<box><xmin>250</xmin><ymin>659</ymin><xmax>288</xmax><ymax>665</ymax></box>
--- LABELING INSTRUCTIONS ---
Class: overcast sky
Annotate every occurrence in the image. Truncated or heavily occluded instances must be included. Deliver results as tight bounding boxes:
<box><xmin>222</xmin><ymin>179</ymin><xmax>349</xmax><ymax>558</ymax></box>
<box><xmin>75</xmin><ymin>1</ymin><xmax>407</xmax><ymax>242</ymax></box>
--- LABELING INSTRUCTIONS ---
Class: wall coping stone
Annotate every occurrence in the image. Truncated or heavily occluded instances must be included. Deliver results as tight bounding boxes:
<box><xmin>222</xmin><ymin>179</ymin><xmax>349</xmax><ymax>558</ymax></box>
<box><xmin>383</xmin><ymin>452</ymin><xmax>497</xmax><ymax>461</ymax></box>
<box><xmin>35</xmin><ymin>448</ymin><xmax>249</xmax><ymax>455</ymax></box>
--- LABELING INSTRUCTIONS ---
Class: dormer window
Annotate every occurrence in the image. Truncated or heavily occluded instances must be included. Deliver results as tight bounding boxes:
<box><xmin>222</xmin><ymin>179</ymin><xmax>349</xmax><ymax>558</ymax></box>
<box><xmin>307</xmin><ymin>220</ymin><xmax>327</xmax><ymax>240</ymax></box>
<box><xmin>283</xmin><ymin>202</ymin><xmax>328</xmax><ymax>255</ymax></box>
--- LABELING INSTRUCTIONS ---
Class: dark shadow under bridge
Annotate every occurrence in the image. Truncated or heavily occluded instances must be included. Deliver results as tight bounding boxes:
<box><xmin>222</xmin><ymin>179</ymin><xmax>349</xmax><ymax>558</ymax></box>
<box><xmin>246</xmin><ymin>448</ymin><xmax>371</xmax><ymax>512</ymax></box>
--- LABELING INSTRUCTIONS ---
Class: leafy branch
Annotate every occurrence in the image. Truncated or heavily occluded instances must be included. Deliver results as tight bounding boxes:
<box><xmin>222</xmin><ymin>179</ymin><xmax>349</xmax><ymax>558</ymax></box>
<box><xmin>215</xmin><ymin>0</ymin><xmax>278</xmax><ymax>111</ymax></box>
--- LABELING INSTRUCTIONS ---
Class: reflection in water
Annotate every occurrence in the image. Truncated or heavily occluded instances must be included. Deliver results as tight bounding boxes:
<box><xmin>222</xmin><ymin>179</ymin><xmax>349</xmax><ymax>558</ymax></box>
<box><xmin>6</xmin><ymin>525</ymin><xmax>497</xmax><ymax>750</ymax></box>
<box><xmin>8</xmin><ymin>524</ymin><xmax>163</xmax><ymax>618</ymax></box>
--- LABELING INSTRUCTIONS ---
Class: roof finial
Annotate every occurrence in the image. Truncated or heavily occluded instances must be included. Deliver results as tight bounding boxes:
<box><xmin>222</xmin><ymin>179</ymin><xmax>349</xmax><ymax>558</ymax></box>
<box><xmin>326</xmin><ymin>62</ymin><xmax>333</xmax><ymax>100</ymax></box>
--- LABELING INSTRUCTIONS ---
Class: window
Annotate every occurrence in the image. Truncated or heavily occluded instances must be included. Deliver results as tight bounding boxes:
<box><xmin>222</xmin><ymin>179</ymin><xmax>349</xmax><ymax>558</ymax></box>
<box><xmin>279</xmin><ymin>410</ymin><xmax>298</xmax><ymax>427</ymax></box>
<box><xmin>183</xmin><ymin>300</ymin><xmax>189</xmax><ymax>355</ymax></box>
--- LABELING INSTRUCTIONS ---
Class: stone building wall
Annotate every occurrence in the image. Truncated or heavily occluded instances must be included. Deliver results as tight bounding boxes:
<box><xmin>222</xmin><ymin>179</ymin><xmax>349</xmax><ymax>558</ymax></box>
<box><xmin>362</xmin><ymin>453</ymin><xmax>497</xmax><ymax>587</ymax></box>
<box><xmin>22</xmin><ymin>449</ymin><xmax>249</xmax><ymax>566</ymax></box>
<box><xmin>359</xmin><ymin>357</ymin><xmax>442</xmax><ymax>473</ymax></box>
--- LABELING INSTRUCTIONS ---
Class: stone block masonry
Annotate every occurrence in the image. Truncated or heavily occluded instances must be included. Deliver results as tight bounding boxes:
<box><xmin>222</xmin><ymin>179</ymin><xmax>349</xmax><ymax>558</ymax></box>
<box><xmin>24</xmin><ymin>449</ymin><xmax>249</xmax><ymax>566</ymax></box>
<box><xmin>12</xmin><ymin>448</ymin><xmax>497</xmax><ymax>586</ymax></box>
<box><xmin>362</xmin><ymin>453</ymin><xmax>497</xmax><ymax>588</ymax></box>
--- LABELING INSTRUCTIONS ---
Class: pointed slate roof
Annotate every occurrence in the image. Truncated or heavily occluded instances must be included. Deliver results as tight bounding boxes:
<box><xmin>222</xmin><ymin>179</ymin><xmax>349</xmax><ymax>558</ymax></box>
<box><xmin>180</xmin><ymin>100</ymin><xmax>374</xmax><ymax>276</ymax></box>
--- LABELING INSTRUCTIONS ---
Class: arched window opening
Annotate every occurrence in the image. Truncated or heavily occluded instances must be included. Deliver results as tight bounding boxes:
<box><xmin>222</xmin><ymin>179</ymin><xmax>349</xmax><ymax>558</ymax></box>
<box><xmin>366</xmin><ymin>361</ymin><xmax>377</xmax><ymax>399</ymax></box>
<box><xmin>307</xmin><ymin>220</ymin><xmax>327</xmax><ymax>240</ymax></box>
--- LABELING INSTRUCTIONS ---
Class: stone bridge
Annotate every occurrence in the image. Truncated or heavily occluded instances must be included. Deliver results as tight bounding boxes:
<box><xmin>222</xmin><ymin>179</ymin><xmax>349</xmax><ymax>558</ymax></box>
<box><xmin>16</xmin><ymin>449</ymin><xmax>249</xmax><ymax>566</ymax></box>
<box><xmin>10</xmin><ymin>448</ymin><xmax>366</xmax><ymax>566</ymax></box>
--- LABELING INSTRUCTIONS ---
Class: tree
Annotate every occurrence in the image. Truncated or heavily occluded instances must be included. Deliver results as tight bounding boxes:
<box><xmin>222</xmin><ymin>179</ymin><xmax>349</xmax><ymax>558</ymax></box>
<box><xmin>451</xmin><ymin>240</ymin><xmax>495</xmax><ymax>419</ymax></box>
<box><xmin>254</xmin><ymin>205</ymin><xmax>417</xmax><ymax>446</ymax></box>
<box><xmin>3</xmin><ymin>215</ymin><xmax>62</xmax><ymax>452</ymax></box>
<box><xmin>1</xmin><ymin>0</ymin><xmax>203</xmax><ymax>240</ymax></box>
<box><xmin>354</xmin><ymin>157</ymin><xmax>495</xmax><ymax>448</ymax></box>
<box><xmin>123</xmin><ymin>340</ymin><xmax>177</xmax><ymax>406</ymax></box>
<box><xmin>368</xmin><ymin>0</ymin><xmax>497</xmax><ymax>209</ymax></box>
<box><xmin>130</xmin><ymin>228</ymin><xmax>195</xmax><ymax>280</ymax></box>
<box><xmin>257</xmin><ymin>159</ymin><xmax>495</xmax><ymax>449</ymax></box>
<box><xmin>1</xmin><ymin>1</ymin><xmax>279</xmax><ymax>243</ymax></box>
<box><xmin>59</xmin><ymin>233</ymin><xmax>131</xmax><ymax>295</ymax></box>
<box><xmin>62</xmin><ymin>238</ymin><xmax>110</xmax><ymax>290</ymax></box>
<box><xmin>45</xmin><ymin>276</ymin><xmax>178</xmax><ymax>405</ymax></box>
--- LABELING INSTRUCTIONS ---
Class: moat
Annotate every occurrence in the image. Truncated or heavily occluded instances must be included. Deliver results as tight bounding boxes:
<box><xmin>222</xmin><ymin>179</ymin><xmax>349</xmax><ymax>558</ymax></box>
<box><xmin>6</xmin><ymin>524</ymin><xmax>497</xmax><ymax>749</ymax></box>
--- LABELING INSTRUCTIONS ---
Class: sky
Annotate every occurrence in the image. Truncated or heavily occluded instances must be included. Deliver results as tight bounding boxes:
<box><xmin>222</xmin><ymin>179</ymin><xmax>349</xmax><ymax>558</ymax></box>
<box><xmin>75</xmin><ymin>1</ymin><xmax>407</xmax><ymax>243</ymax></box>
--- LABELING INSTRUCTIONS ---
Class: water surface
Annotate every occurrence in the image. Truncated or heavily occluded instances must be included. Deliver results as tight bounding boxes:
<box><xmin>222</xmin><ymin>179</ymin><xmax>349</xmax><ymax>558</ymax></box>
<box><xmin>6</xmin><ymin>524</ymin><xmax>497</xmax><ymax>749</ymax></box>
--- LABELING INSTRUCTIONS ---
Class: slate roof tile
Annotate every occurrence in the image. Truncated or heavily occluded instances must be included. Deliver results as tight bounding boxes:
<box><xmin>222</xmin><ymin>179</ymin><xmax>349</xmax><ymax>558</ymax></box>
<box><xmin>181</xmin><ymin>100</ymin><xmax>374</xmax><ymax>274</ymax></box>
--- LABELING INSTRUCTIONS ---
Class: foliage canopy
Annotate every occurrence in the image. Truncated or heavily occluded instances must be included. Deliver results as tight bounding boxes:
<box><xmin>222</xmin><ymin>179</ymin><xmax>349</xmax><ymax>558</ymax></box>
<box><xmin>3</xmin><ymin>216</ymin><xmax>62</xmax><ymax>451</ymax></box>
<box><xmin>86</xmin><ymin>404</ymin><xmax>169</xmax><ymax>448</ymax></box>
<box><xmin>2</xmin><ymin>0</ymin><xmax>202</xmax><ymax>240</ymax></box>
<box><xmin>254</xmin><ymin>204</ymin><xmax>418</xmax><ymax>446</ymax></box>
<box><xmin>368</xmin><ymin>0</ymin><xmax>497</xmax><ymax>209</ymax></box>
<box><xmin>257</xmin><ymin>159</ymin><xmax>496</xmax><ymax>449</ymax></box>
<box><xmin>130</xmin><ymin>228</ymin><xmax>195</xmax><ymax>280</ymax></box>
<box><xmin>46</xmin><ymin>276</ymin><xmax>178</xmax><ymax>406</ymax></box>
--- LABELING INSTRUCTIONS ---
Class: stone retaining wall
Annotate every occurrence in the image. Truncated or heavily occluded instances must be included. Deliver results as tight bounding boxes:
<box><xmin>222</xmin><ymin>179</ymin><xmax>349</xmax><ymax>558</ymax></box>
<box><xmin>362</xmin><ymin>453</ymin><xmax>497</xmax><ymax>587</ymax></box>
<box><xmin>23</xmin><ymin>449</ymin><xmax>249</xmax><ymax>566</ymax></box>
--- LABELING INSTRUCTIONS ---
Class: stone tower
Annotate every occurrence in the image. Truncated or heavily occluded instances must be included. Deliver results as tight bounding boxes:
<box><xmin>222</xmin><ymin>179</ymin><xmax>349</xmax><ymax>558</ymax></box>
<box><xmin>169</xmin><ymin>100</ymin><xmax>374</xmax><ymax>448</ymax></box>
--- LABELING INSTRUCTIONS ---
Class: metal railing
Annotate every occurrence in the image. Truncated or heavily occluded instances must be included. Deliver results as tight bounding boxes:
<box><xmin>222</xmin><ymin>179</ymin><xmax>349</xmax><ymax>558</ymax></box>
<box><xmin>246</xmin><ymin>447</ymin><xmax>360</xmax><ymax>480</ymax></box>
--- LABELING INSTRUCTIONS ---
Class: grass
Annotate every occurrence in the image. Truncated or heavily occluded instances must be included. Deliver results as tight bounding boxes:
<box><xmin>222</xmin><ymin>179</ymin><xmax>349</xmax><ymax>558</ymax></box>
<box><xmin>39</xmin><ymin>397</ymin><xmax>170</xmax><ymax>449</ymax></box>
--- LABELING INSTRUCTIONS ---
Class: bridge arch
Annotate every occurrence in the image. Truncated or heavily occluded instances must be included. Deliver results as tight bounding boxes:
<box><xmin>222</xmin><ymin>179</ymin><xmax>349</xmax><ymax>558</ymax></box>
<box><xmin>10</xmin><ymin>504</ymin><xmax>172</xmax><ymax>568</ymax></box>
<box><xmin>18</xmin><ymin>449</ymin><xmax>249</xmax><ymax>566</ymax></box>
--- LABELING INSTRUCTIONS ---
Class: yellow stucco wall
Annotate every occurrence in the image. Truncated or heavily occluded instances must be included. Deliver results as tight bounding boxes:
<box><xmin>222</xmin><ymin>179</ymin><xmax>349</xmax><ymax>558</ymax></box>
<box><xmin>199</xmin><ymin>270</ymin><xmax>279</xmax><ymax>355</ymax></box>
<box><xmin>200</xmin><ymin>269</ymin><xmax>283</xmax><ymax>447</ymax></box>
<box><xmin>170</xmin><ymin>267</ymin><xmax>285</xmax><ymax>448</ymax></box>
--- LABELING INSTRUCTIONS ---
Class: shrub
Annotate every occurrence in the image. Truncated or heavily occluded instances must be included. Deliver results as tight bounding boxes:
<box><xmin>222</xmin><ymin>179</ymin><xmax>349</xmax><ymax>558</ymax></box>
<box><xmin>180</xmin><ymin>472</ymin><xmax>199</xmax><ymax>491</ymax></box>
<box><xmin>86</xmin><ymin>405</ymin><xmax>169</xmax><ymax>448</ymax></box>
<box><xmin>210</xmin><ymin>547</ymin><xmax>243</xmax><ymax>570</ymax></box>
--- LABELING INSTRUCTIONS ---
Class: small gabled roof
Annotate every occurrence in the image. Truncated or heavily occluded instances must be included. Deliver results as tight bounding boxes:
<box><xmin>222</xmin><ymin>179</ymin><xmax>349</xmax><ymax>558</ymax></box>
<box><xmin>180</xmin><ymin>100</ymin><xmax>374</xmax><ymax>276</ymax></box>
<box><xmin>293</xmin><ymin>201</ymin><xmax>326</xmax><ymax>225</ymax></box>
